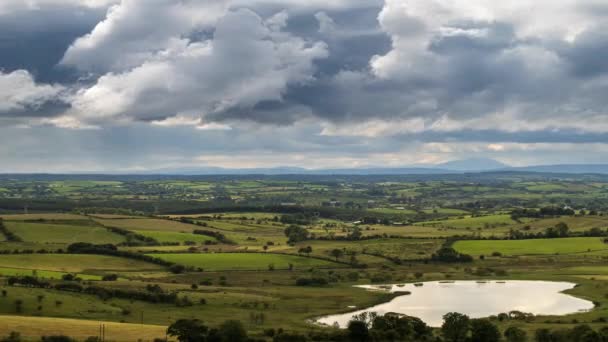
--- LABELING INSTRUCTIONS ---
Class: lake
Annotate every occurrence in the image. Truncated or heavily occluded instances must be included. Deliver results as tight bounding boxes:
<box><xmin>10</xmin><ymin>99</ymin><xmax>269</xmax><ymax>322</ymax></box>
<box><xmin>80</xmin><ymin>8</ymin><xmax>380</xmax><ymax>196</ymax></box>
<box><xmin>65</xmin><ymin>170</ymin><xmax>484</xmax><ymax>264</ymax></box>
<box><xmin>316</xmin><ymin>280</ymin><xmax>594</xmax><ymax>327</ymax></box>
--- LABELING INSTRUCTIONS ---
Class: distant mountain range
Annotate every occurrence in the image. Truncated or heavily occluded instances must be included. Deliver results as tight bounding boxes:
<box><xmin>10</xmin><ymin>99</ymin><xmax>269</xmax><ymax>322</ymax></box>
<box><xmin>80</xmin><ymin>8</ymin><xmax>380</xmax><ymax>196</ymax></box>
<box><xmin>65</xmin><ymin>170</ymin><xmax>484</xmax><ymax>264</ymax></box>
<box><xmin>136</xmin><ymin>158</ymin><xmax>608</xmax><ymax>175</ymax></box>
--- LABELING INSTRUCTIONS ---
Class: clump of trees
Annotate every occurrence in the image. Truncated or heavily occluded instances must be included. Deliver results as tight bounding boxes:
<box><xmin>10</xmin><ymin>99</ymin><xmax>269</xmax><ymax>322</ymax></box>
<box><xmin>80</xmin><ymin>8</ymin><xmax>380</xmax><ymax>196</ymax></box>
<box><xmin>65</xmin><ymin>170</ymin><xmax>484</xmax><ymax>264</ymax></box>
<box><xmin>284</xmin><ymin>225</ymin><xmax>309</xmax><ymax>244</ymax></box>
<box><xmin>511</xmin><ymin>207</ymin><xmax>575</xmax><ymax>220</ymax></box>
<box><xmin>167</xmin><ymin>319</ymin><xmax>249</xmax><ymax>342</ymax></box>
<box><xmin>431</xmin><ymin>247</ymin><xmax>473</xmax><ymax>263</ymax></box>
<box><xmin>0</xmin><ymin>219</ymin><xmax>22</xmax><ymax>242</ymax></box>
<box><xmin>508</xmin><ymin>222</ymin><xmax>608</xmax><ymax>240</ymax></box>
<box><xmin>347</xmin><ymin>312</ymin><xmax>434</xmax><ymax>342</ymax></box>
<box><xmin>6</xmin><ymin>276</ymin><xmax>183</xmax><ymax>305</ymax></box>
<box><xmin>192</xmin><ymin>229</ymin><xmax>234</xmax><ymax>244</ymax></box>
<box><xmin>102</xmin><ymin>226</ymin><xmax>159</xmax><ymax>246</ymax></box>
<box><xmin>535</xmin><ymin>324</ymin><xmax>608</xmax><ymax>342</ymax></box>
<box><xmin>66</xmin><ymin>243</ymin><xmax>186</xmax><ymax>272</ymax></box>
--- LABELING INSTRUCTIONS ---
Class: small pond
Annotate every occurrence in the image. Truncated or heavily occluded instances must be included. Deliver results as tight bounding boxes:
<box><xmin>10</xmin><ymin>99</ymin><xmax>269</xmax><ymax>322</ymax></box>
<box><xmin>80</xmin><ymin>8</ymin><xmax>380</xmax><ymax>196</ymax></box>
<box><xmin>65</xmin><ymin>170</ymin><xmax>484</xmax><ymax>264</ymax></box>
<box><xmin>316</xmin><ymin>281</ymin><xmax>593</xmax><ymax>327</ymax></box>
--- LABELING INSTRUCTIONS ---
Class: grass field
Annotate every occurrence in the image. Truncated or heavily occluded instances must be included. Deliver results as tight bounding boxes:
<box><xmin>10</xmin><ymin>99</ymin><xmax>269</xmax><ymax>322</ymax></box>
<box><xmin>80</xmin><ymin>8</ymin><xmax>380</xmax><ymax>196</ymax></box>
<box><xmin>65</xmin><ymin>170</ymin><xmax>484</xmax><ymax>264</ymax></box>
<box><xmin>0</xmin><ymin>213</ymin><xmax>87</xmax><ymax>221</ymax></box>
<box><xmin>0</xmin><ymin>316</ymin><xmax>170</xmax><ymax>341</ymax></box>
<box><xmin>5</xmin><ymin>221</ymin><xmax>125</xmax><ymax>244</ymax></box>
<box><xmin>415</xmin><ymin>214</ymin><xmax>519</xmax><ymax>229</ymax></box>
<box><xmin>147</xmin><ymin>252</ymin><xmax>340</xmax><ymax>271</ymax></box>
<box><xmin>454</xmin><ymin>237</ymin><xmax>608</xmax><ymax>256</ymax></box>
<box><xmin>0</xmin><ymin>254</ymin><xmax>163</xmax><ymax>273</ymax></box>
<box><xmin>133</xmin><ymin>230</ymin><xmax>217</xmax><ymax>244</ymax></box>
<box><xmin>0</xmin><ymin>267</ymin><xmax>102</xmax><ymax>280</ymax></box>
<box><xmin>94</xmin><ymin>218</ymin><xmax>198</xmax><ymax>232</ymax></box>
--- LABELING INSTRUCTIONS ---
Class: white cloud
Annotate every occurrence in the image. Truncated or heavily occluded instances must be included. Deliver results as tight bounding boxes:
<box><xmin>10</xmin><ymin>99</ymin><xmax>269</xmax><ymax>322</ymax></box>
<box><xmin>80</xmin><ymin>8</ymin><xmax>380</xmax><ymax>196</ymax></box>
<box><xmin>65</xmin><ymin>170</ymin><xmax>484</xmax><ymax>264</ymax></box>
<box><xmin>0</xmin><ymin>70</ymin><xmax>64</xmax><ymax>113</ymax></box>
<box><xmin>61</xmin><ymin>0</ymin><xmax>230</xmax><ymax>72</ymax></box>
<box><xmin>0</xmin><ymin>0</ymin><xmax>117</xmax><ymax>14</ymax></box>
<box><xmin>63</xmin><ymin>8</ymin><xmax>328</xmax><ymax>126</ymax></box>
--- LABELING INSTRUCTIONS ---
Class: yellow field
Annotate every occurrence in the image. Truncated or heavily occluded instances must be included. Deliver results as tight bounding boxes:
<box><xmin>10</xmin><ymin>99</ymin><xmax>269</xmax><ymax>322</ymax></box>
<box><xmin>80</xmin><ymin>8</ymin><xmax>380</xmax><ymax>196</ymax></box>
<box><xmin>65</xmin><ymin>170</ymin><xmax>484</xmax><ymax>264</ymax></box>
<box><xmin>0</xmin><ymin>315</ymin><xmax>171</xmax><ymax>341</ymax></box>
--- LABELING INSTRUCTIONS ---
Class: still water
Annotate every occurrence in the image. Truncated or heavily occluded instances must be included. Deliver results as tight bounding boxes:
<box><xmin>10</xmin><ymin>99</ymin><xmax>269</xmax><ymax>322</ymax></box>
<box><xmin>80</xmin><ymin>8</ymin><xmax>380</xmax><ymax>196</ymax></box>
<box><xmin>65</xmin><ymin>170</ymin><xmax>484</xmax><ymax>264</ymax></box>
<box><xmin>316</xmin><ymin>281</ymin><xmax>593</xmax><ymax>327</ymax></box>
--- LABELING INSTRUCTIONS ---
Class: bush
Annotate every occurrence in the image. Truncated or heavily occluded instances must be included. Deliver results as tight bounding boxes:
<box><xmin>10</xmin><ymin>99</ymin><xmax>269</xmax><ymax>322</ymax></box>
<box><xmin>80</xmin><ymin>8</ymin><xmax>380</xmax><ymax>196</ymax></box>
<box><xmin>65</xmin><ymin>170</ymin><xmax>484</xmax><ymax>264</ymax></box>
<box><xmin>295</xmin><ymin>277</ymin><xmax>328</xmax><ymax>286</ymax></box>
<box><xmin>101</xmin><ymin>274</ymin><xmax>118</xmax><ymax>281</ymax></box>
<box><xmin>0</xmin><ymin>332</ymin><xmax>21</xmax><ymax>342</ymax></box>
<box><xmin>41</xmin><ymin>336</ymin><xmax>76</xmax><ymax>342</ymax></box>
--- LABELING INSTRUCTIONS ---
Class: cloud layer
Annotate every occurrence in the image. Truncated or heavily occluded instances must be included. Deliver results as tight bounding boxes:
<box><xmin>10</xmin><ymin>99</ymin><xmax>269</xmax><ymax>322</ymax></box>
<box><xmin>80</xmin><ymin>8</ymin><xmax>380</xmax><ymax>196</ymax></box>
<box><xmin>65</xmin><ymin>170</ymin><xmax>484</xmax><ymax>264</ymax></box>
<box><xmin>1</xmin><ymin>0</ymin><xmax>608</xmax><ymax>171</ymax></box>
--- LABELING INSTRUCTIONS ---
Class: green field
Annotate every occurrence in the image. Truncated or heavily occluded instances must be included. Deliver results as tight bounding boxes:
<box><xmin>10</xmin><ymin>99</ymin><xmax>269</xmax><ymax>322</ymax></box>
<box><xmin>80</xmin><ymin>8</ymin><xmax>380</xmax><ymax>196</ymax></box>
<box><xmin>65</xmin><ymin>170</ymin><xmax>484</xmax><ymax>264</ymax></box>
<box><xmin>0</xmin><ymin>254</ymin><xmax>163</xmax><ymax>273</ymax></box>
<box><xmin>5</xmin><ymin>221</ymin><xmax>125</xmax><ymax>244</ymax></box>
<box><xmin>416</xmin><ymin>214</ymin><xmax>519</xmax><ymax>229</ymax></box>
<box><xmin>147</xmin><ymin>252</ymin><xmax>340</xmax><ymax>271</ymax></box>
<box><xmin>95</xmin><ymin>218</ymin><xmax>198</xmax><ymax>232</ymax></box>
<box><xmin>454</xmin><ymin>237</ymin><xmax>608</xmax><ymax>256</ymax></box>
<box><xmin>133</xmin><ymin>230</ymin><xmax>217</xmax><ymax>244</ymax></box>
<box><xmin>0</xmin><ymin>267</ymin><xmax>102</xmax><ymax>280</ymax></box>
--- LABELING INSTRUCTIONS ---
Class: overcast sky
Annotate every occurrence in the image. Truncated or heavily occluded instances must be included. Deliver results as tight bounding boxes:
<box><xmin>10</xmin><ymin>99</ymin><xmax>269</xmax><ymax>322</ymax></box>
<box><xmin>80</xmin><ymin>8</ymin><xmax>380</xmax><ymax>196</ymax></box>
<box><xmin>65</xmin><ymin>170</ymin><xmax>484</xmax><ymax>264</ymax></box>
<box><xmin>1</xmin><ymin>0</ymin><xmax>608</xmax><ymax>172</ymax></box>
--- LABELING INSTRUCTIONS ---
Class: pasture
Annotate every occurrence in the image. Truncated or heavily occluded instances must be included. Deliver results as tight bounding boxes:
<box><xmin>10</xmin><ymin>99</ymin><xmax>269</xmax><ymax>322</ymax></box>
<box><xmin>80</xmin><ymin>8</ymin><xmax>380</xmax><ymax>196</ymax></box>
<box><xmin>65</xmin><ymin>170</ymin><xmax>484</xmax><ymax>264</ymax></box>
<box><xmin>133</xmin><ymin>230</ymin><xmax>217</xmax><ymax>244</ymax></box>
<box><xmin>147</xmin><ymin>252</ymin><xmax>340</xmax><ymax>271</ymax></box>
<box><xmin>415</xmin><ymin>214</ymin><xmax>519</xmax><ymax>229</ymax></box>
<box><xmin>0</xmin><ymin>254</ymin><xmax>163</xmax><ymax>273</ymax></box>
<box><xmin>453</xmin><ymin>237</ymin><xmax>608</xmax><ymax>256</ymax></box>
<box><xmin>4</xmin><ymin>221</ymin><xmax>125</xmax><ymax>244</ymax></box>
<box><xmin>0</xmin><ymin>267</ymin><xmax>101</xmax><ymax>280</ymax></box>
<box><xmin>94</xmin><ymin>218</ymin><xmax>198</xmax><ymax>232</ymax></box>
<box><xmin>0</xmin><ymin>316</ymin><xmax>170</xmax><ymax>342</ymax></box>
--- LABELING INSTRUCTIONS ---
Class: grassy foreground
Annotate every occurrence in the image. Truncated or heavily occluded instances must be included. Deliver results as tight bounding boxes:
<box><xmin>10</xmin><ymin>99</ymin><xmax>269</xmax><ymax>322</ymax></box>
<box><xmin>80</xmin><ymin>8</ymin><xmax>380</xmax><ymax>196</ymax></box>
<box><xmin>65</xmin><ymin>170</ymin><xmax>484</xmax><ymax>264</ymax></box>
<box><xmin>0</xmin><ymin>315</ymin><xmax>169</xmax><ymax>341</ymax></box>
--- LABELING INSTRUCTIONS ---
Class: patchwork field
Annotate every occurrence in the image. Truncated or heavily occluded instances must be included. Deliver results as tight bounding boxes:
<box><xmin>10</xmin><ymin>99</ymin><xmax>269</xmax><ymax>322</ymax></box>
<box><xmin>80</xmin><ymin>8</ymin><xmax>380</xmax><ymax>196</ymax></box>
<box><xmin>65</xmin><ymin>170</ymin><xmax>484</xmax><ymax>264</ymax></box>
<box><xmin>1</xmin><ymin>176</ymin><xmax>608</xmax><ymax>340</ymax></box>
<box><xmin>147</xmin><ymin>252</ymin><xmax>341</xmax><ymax>271</ymax></box>
<box><xmin>415</xmin><ymin>214</ymin><xmax>519</xmax><ymax>229</ymax></box>
<box><xmin>5</xmin><ymin>221</ymin><xmax>125</xmax><ymax>244</ymax></box>
<box><xmin>0</xmin><ymin>267</ymin><xmax>102</xmax><ymax>280</ymax></box>
<box><xmin>453</xmin><ymin>237</ymin><xmax>608</xmax><ymax>256</ymax></box>
<box><xmin>133</xmin><ymin>230</ymin><xmax>217</xmax><ymax>244</ymax></box>
<box><xmin>0</xmin><ymin>254</ymin><xmax>163</xmax><ymax>273</ymax></box>
<box><xmin>94</xmin><ymin>218</ymin><xmax>198</xmax><ymax>232</ymax></box>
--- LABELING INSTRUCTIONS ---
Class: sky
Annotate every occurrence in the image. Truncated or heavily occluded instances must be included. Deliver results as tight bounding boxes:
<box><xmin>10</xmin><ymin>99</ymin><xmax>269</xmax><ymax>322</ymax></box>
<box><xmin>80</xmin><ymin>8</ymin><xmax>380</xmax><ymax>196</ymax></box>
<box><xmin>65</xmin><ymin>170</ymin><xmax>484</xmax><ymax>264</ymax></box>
<box><xmin>1</xmin><ymin>0</ymin><xmax>608</xmax><ymax>172</ymax></box>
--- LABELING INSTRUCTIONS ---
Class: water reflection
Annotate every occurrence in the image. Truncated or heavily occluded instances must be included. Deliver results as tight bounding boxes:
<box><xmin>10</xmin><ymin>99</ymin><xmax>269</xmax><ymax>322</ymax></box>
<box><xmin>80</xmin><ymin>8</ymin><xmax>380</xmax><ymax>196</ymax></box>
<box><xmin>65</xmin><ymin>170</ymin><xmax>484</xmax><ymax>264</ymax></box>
<box><xmin>317</xmin><ymin>281</ymin><xmax>593</xmax><ymax>327</ymax></box>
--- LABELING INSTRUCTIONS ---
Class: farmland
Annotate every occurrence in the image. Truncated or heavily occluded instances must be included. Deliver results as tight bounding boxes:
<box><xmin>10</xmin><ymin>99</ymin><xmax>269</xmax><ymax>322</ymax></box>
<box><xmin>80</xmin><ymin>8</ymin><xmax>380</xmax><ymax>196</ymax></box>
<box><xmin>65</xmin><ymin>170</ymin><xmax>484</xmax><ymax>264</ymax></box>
<box><xmin>4</xmin><ymin>221</ymin><xmax>125</xmax><ymax>245</ymax></box>
<box><xmin>453</xmin><ymin>237</ymin><xmax>608</xmax><ymax>256</ymax></box>
<box><xmin>1</xmin><ymin>173</ymin><xmax>608</xmax><ymax>340</ymax></box>
<box><xmin>147</xmin><ymin>252</ymin><xmax>342</xmax><ymax>271</ymax></box>
<box><xmin>0</xmin><ymin>254</ymin><xmax>163</xmax><ymax>273</ymax></box>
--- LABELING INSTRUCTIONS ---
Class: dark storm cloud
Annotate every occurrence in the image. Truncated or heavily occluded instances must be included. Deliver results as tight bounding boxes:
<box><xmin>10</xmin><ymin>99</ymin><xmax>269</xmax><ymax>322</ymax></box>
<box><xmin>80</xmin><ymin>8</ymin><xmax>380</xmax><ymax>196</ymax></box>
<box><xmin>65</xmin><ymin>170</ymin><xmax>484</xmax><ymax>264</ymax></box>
<box><xmin>0</xmin><ymin>6</ymin><xmax>105</xmax><ymax>83</ymax></box>
<box><xmin>559</xmin><ymin>27</ymin><xmax>608</xmax><ymax>78</ymax></box>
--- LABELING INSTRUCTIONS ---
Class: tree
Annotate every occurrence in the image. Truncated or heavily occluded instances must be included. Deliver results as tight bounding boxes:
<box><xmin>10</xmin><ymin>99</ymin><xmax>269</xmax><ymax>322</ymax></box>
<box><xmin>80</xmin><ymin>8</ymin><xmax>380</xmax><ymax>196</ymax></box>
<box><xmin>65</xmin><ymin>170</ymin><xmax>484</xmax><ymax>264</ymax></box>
<box><xmin>330</xmin><ymin>249</ymin><xmax>344</xmax><ymax>261</ymax></box>
<box><xmin>347</xmin><ymin>320</ymin><xmax>370</xmax><ymax>342</ymax></box>
<box><xmin>298</xmin><ymin>246</ymin><xmax>312</xmax><ymax>256</ymax></box>
<box><xmin>570</xmin><ymin>325</ymin><xmax>600</xmax><ymax>342</ymax></box>
<box><xmin>442</xmin><ymin>312</ymin><xmax>470</xmax><ymax>342</ymax></box>
<box><xmin>167</xmin><ymin>319</ymin><xmax>209</xmax><ymax>342</ymax></box>
<box><xmin>169</xmin><ymin>264</ymin><xmax>186</xmax><ymax>274</ymax></box>
<box><xmin>535</xmin><ymin>328</ymin><xmax>552</xmax><ymax>342</ymax></box>
<box><xmin>556</xmin><ymin>222</ymin><xmax>570</xmax><ymax>237</ymax></box>
<box><xmin>504</xmin><ymin>326</ymin><xmax>527</xmax><ymax>342</ymax></box>
<box><xmin>470</xmin><ymin>319</ymin><xmax>500</xmax><ymax>342</ymax></box>
<box><xmin>284</xmin><ymin>225</ymin><xmax>309</xmax><ymax>244</ymax></box>
<box><xmin>348</xmin><ymin>226</ymin><xmax>362</xmax><ymax>240</ymax></box>
<box><xmin>218</xmin><ymin>320</ymin><xmax>247</xmax><ymax>342</ymax></box>
<box><xmin>0</xmin><ymin>332</ymin><xmax>21</xmax><ymax>342</ymax></box>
